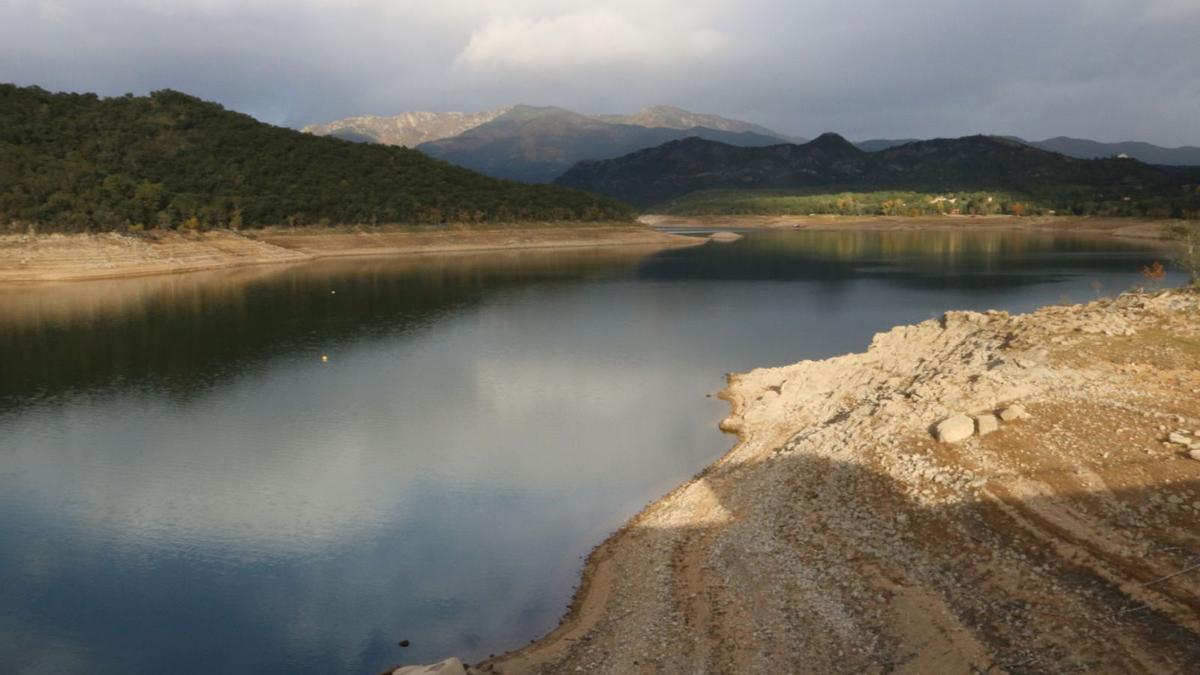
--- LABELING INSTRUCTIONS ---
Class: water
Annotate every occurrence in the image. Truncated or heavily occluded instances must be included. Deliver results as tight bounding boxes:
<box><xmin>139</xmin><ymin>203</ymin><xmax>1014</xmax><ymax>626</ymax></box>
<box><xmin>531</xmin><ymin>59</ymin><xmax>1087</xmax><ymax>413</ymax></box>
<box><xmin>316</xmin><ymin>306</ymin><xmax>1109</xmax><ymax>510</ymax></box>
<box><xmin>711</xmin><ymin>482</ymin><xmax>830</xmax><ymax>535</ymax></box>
<box><xmin>0</xmin><ymin>230</ymin><xmax>1183</xmax><ymax>674</ymax></box>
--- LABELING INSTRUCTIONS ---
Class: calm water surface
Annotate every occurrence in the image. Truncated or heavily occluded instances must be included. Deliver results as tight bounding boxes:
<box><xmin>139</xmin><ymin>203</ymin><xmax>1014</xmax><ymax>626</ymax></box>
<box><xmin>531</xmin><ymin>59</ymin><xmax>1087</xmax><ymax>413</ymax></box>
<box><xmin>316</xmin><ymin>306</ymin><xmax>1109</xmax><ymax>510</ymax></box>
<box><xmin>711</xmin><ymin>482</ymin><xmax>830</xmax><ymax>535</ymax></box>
<box><xmin>0</xmin><ymin>230</ymin><xmax>1183</xmax><ymax>673</ymax></box>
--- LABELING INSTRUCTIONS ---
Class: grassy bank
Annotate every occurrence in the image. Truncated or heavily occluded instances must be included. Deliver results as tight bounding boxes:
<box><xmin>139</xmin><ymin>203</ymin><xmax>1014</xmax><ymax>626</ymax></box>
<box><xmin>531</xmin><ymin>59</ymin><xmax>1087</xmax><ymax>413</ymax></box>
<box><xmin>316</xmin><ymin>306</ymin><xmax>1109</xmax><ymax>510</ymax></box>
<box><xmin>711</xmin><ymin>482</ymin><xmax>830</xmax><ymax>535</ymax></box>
<box><xmin>656</xmin><ymin>188</ymin><xmax>1200</xmax><ymax>219</ymax></box>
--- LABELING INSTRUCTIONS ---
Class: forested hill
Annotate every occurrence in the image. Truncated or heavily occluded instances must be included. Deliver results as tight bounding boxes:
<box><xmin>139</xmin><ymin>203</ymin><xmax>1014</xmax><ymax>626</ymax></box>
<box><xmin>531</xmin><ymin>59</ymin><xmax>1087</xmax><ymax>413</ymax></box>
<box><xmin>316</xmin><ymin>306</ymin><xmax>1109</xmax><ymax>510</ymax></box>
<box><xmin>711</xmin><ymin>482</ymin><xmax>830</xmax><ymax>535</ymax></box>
<box><xmin>556</xmin><ymin>133</ymin><xmax>1197</xmax><ymax>215</ymax></box>
<box><xmin>0</xmin><ymin>84</ymin><xmax>632</xmax><ymax>231</ymax></box>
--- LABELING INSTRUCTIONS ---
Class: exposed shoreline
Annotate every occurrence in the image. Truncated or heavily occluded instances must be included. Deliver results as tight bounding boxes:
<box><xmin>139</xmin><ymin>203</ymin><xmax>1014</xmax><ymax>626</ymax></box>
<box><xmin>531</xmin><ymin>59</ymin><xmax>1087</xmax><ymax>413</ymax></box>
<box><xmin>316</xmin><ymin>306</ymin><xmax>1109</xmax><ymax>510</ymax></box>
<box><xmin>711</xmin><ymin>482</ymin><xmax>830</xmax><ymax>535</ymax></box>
<box><xmin>640</xmin><ymin>213</ymin><xmax>1182</xmax><ymax>242</ymax></box>
<box><xmin>2</xmin><ymin>217</ymin><xmax>1186</xmax><ymax>284</ymax></box>
<box><xmin>461</xmin><ymin>289</ymin><xmax>1200</xmax><ymax>674</ymax></box>
<box><xmin>0</xmin><ymin>224</ymin><xmax>701</xmax><ymax>283</ymax></box>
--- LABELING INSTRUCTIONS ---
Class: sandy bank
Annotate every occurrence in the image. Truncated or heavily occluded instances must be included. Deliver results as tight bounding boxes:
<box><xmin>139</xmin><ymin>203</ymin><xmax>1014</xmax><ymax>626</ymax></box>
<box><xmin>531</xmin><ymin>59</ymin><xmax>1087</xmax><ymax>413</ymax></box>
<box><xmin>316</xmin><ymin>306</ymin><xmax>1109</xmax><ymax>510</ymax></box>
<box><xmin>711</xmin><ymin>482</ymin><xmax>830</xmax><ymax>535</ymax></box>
<box><xmin>641</xmin><ymin>214</ymin><xmax>1182</xmax><ymax>241</ymax></box>
<box><xmin>0</xmin><ymin>225</ymin><xmax>700</xmax><ymax>283</ymax></box>
<box><xmin>467</xmin><ymin>289</ymin><xmax>1200</xmax><ymax>674</ymax></box>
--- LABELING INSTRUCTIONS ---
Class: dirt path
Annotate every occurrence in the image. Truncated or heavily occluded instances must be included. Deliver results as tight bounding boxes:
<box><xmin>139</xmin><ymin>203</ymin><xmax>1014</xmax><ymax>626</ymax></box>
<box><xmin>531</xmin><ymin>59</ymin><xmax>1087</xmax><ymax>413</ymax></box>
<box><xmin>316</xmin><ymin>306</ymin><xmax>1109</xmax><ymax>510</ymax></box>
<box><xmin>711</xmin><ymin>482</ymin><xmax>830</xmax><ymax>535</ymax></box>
<box><xmin>469</xmin><ymin>290</ymin><xmax>1200</xmax><ymax>674</ymax></box>
<box><xmin>0</xmin><ymin>225</ymin><xmax>700</xmax><ymax>283</ymax></box>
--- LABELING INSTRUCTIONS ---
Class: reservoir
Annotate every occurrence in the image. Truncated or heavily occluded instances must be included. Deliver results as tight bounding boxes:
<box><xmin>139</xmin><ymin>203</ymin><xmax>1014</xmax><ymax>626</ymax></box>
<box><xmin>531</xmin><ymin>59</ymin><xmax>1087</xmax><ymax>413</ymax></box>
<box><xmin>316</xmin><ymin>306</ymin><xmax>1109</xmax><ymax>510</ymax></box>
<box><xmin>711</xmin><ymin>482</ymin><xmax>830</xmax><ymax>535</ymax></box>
<box><xmin>0</xmin><ymin>230</ymin><xmax>1182</xmax><ymax>674</ymax></box>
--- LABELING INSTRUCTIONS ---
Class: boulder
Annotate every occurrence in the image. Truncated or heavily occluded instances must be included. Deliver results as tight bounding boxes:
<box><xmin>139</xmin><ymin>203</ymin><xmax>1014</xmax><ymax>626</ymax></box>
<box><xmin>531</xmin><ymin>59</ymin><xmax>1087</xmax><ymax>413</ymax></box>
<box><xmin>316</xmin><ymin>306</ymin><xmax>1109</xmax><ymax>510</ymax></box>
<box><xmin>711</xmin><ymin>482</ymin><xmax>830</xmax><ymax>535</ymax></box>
<box><xmin>998</xmin><ymin>404</ymin><xmax>1030</xmax><ymax>422</ymax></box>
<box><xmin>394</xmin><ymin>657</ymin><xmax>467</xmax><ymax>675</ymax></box>
<box><xmin>1189</xmin><ymin>449</ymin><xmax>1200</xmax><ymax>462</ymax></box>
<box><xmin>974</xmin><ymin>413</ymin><xmax>1000</xmax><ymax>436</ymax></box>
<box><xmin>935</xmin><ymin>415</ymin><xmax>975</xmax><ymax>443</ymax></box>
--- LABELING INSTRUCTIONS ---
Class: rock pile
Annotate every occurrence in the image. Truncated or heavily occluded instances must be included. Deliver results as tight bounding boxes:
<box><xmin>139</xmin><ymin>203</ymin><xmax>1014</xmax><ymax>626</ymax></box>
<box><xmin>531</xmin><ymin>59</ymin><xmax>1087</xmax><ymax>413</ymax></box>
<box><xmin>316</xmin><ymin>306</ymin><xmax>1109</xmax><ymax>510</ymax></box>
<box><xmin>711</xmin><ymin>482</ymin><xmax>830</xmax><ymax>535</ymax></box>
<box><xmin>1165</xmin><ymin>429</ymin><xmax>1200</xmax><ymax>459</ymax></box>
<box><xmin>935</xmin><ymin>405</ymin><xmax>1029</xmax><ymax>443</ymax></box>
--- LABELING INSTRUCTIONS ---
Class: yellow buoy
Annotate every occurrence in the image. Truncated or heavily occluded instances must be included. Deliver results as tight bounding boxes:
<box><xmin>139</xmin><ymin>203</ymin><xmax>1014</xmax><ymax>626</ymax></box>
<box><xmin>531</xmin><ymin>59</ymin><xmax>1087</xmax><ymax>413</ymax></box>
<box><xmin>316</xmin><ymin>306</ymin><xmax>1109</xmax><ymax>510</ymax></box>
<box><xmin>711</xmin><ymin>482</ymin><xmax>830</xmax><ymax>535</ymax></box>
<box><xmin>321</xmin><ymin>355</ymin><xmax>329</xmax><ymax>363</ymax></box>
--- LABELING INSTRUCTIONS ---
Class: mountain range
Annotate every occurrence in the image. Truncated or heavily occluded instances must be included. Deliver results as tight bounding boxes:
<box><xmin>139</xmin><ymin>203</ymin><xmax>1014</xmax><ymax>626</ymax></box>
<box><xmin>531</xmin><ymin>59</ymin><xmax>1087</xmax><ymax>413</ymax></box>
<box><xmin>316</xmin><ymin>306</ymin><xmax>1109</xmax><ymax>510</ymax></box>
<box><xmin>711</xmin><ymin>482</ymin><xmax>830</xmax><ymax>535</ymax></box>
<box><xmin>416</xmin><ymin>105</ymin><xmax>793</xmax><ymax>183</ymax></box>
<box><xmin>305</xmin><ymin>105</ymin><xmax>798</xmax><ymax>182</ymax></box>
<box><xmin>856</xmin><ymin>137</ymin><xmax>1200</xmax><ymax>165</ymax></box>
<box><xmin>593</xmin><ymin>105</ymin><xmax>801</xmax><ymax>141</ymax></box>
<box><xmin>307</xmin><ymin>104</ymin><xmax>1199</xmax><ymax>188</ymax></box>
<box><xmin>301</xmin><ymin>108</ymin><xmax>511</xmax><ymax>147</ymax></box>
<box><xmin>555</xmin><ymin>133</ymin><xmax>1186</xmax><ymax>208</ymax></box>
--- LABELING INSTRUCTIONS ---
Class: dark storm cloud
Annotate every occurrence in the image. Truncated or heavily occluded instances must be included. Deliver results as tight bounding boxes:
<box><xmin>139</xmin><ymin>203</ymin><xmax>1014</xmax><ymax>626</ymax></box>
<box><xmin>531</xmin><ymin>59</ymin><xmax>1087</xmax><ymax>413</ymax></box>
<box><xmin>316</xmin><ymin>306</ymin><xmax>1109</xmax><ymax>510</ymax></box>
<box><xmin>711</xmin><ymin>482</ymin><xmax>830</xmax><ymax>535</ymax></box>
<box><xmin>1</xmin><ymin>0</ymin><xmax>1197</xmax><ymax>145</ymax></box>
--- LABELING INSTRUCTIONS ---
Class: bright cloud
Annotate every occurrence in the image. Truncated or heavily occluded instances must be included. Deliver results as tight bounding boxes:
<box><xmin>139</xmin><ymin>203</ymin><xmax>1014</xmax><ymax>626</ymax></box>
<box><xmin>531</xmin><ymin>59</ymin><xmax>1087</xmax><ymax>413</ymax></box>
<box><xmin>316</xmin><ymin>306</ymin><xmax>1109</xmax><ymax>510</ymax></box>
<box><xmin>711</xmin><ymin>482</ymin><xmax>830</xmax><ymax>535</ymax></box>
<box><xmin>455</xmin><ymin>10</ymin><xmax>728</xmax><ymax>72</ymax></box>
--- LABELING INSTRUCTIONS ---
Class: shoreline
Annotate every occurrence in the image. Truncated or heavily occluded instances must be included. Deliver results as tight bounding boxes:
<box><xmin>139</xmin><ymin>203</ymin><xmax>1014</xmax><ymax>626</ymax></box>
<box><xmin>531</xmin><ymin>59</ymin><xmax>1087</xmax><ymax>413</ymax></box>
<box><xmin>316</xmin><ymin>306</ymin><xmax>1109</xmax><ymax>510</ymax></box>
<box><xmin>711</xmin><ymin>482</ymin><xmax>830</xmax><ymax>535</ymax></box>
<box><xmin>639</xmin><ymin>213</ymin><xmax>1183</xmax><ymax>242</ymax></box>
<box><xmin>0</xmin><ymin>224</ymin><xmax>701</xmax><ymax>283</ymax></box>
<box><xmin>461</xmin><ymin>288</ymin><xmax>1200</xmax><ymax>674</ymax></box>
<box><xmin>1</xmin><ymin>216</ymin><xmax>1186</xmax><ymax>283</ymax></box>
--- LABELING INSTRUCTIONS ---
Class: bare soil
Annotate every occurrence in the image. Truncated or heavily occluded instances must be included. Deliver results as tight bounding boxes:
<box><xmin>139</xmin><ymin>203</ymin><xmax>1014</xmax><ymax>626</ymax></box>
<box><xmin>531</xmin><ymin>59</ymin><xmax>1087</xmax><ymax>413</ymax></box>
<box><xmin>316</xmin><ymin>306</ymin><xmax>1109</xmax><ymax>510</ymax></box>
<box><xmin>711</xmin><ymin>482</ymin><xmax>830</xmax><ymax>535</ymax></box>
<box><xmin>640</xmin><ymin>214</ymin><xmax>1180</xmax><ymax>242</ymax></box>
<box><xmin>0</xmin><ymin>225</ymin><xmax>699</xmax><ymax>283</ymax></box>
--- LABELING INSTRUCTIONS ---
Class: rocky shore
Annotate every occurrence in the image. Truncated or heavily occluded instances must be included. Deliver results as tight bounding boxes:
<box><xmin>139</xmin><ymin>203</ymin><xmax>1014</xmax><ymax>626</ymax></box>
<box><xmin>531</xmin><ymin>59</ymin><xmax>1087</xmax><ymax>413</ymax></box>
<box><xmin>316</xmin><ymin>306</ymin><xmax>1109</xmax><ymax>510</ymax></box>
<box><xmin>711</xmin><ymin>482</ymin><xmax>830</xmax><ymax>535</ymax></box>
<box><xmin>393</xmin><ymin>288</ymin><xmax>1200</xmax><ymax>674</ymax></box>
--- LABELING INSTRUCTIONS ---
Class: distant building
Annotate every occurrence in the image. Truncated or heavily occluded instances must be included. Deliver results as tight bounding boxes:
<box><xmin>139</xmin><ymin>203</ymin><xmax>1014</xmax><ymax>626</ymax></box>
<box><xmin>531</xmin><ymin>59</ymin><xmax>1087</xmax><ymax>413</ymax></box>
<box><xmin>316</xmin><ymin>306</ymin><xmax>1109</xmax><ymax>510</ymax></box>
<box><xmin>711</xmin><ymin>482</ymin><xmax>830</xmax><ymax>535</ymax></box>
<box><xmin>1117</xmin><ymin>153</ymin><xmax>1131</xmax><ymax>159</ymax></box>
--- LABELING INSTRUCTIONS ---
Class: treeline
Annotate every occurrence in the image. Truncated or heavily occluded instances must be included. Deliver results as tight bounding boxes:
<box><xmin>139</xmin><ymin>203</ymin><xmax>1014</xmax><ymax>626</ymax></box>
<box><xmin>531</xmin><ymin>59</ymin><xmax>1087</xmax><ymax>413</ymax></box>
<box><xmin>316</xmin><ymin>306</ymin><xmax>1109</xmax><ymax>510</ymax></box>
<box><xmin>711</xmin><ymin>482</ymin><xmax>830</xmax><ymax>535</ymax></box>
<box><xmin>662</xmin><ymin>189</ymin><xmax>1200</xmax><ymax>219</ymax></box>
<box><xmin>0</xmin><ymin>84</ymin><xmax>633</xmax><ymax>232</ymax></box>
<box><xmin>558</xmin><ymin>133</ymin><xmax>1200</xmax><ymax>217</ymax></box>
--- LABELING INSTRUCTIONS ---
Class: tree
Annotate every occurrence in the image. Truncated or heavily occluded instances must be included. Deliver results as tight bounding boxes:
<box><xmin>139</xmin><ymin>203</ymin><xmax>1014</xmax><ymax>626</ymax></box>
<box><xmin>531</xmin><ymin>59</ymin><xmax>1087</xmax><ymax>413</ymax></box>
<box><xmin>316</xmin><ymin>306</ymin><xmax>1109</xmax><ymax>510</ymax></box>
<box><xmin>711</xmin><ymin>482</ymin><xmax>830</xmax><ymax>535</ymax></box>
<box><xmin>1166</xmin><ymin>222</ymin><xmax>1200</xmax><ymax>288</ymax></box>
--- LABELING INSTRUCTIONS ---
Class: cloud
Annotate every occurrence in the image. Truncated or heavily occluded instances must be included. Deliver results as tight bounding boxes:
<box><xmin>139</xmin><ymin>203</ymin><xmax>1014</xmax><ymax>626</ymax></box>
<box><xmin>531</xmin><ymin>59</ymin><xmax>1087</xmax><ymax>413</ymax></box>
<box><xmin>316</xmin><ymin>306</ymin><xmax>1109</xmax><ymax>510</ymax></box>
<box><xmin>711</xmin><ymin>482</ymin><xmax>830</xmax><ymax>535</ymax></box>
<box><xmin>0</xmin><ymin>0</ymin><xmax>1197</xmax><ymax>145</ymax></box>
<box><xmin>455</xmin><ymin>10</ymin><xmax>727</xmax><ymax>72</ymax></box>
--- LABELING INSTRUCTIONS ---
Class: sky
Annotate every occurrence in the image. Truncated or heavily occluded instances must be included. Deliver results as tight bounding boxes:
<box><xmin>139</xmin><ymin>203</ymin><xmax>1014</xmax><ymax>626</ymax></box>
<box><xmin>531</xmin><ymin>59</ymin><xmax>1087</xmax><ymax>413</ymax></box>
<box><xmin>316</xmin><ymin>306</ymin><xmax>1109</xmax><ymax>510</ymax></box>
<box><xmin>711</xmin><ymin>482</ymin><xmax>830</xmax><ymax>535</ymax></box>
<box><xmin>2</xmin><ymin>0</ymin><xmax>1198</xmax><ymax>146</ymax></box>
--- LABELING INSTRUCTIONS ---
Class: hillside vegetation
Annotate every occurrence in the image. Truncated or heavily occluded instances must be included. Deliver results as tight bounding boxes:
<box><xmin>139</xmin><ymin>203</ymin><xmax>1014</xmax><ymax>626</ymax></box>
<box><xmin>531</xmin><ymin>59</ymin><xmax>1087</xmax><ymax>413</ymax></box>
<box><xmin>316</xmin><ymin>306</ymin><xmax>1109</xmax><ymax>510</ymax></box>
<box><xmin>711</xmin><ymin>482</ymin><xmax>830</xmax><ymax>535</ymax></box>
<box><xmin>660</xmin><ymin>188</ymin><xmax>1199</xmax><ymax>219</ymax></box>
<box><xmin>558</xmin><ymin>134</ymin><xmax>1200</xmax><ymax>218</ymax></box>
<box><xmin>856</xmin><ymin>136</ymin><xmax>1200</xmax><ymax>166</ymax></box>
<box><xmin>0</xmin><ymin>85</ymin><xmax>632</xmax><ymax>232</ymax></box>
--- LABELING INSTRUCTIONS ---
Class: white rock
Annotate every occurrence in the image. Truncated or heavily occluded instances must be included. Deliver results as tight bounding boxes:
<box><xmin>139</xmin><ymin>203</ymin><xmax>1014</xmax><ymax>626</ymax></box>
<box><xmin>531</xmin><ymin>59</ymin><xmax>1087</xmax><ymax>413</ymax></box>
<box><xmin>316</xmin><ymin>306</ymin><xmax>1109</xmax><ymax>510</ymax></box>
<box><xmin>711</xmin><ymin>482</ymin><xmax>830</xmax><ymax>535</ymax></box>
<box><xmin>1167</xmin><ymin>432</ymin><xmax>1191</xmax><ymax>446</ymax></box>
<box><xmin>394</xmin><ymin>657</ymin><xmax>467</xmax><ymax>675</ymax></box>
<box><xmin>935</xmin><ymin>415</ymin><xmax>975</xmax><ymax>444</ymax></box>
<box><xmin>998</xmin><ymin>404</ymin><xmax>1030</xmax><ymax>422</ymax></box>
<box><xmin>974</xmin><ymin>414</ymin><xmax>1000</xmax><ymax>437</ymax></box>
<box><xmin>1189</xmin><ymin>449</ymin><xmax>1200</xmax><ymax>461</ymax></box>
<box><xmin>708</xmin><ymin>231</ymin><xmax>743</xmax><ymax>243</ymax></box>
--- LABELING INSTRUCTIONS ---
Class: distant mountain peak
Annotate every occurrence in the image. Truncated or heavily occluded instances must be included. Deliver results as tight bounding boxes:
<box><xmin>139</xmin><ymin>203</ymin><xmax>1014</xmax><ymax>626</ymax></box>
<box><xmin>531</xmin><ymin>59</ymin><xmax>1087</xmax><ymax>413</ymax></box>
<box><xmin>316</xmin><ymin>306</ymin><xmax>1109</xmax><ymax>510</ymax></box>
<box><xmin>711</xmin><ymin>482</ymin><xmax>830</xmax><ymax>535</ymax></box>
<box><xmin>301</xmin><ymin>107</ymin><xmax>509</xmax><ymax>147</ymax></box>
<box><xmin>305</xmin><ymin>103</ymin><xmax>804</xmax><ymax>182</ymax></box>
<box><xmin>594</xmin><ymin>106</ymin><xmax>798</xmax><ymax>142</ymax></box>
<box><xmin>635</xmin><ymin>104</ymin><xmax>692</xmax><ymax>117</ymax></box>
<box><xmin>413</xmin><ymin>108</ymin><xmax>793</xmax><ymax>183</ymax></box>
<box><xmin>809</xmin><ymin>132</ymin><xmax>856</xmax><ymax>148</ymax></box>
<box><xmin>507</xmin><ymin>103</ymin><xmax>574</xmax><ymax>115</ymax></box>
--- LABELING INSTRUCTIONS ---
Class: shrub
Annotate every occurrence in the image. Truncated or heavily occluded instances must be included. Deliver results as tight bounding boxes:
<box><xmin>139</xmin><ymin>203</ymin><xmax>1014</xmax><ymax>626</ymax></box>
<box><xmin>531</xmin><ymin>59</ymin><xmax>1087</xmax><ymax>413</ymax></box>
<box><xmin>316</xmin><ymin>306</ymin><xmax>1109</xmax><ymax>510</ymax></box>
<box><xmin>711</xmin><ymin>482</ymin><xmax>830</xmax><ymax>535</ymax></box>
<box><xmin>1166</xmin><ymin>222</ymin><xmax>1200</xmax><ymax>288</ymax></box>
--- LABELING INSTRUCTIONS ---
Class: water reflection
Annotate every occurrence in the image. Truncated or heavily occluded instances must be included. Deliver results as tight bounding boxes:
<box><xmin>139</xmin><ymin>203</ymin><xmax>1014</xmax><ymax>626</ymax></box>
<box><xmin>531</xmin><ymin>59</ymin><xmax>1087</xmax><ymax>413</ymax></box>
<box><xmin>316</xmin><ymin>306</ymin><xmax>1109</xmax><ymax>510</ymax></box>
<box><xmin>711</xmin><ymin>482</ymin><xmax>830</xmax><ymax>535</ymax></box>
<box><xmin>0</xmin><ymin>248</ymin><xmax>663</xmax><ymax>406</ymax></box>
<box><xmin>638</xmin><ymin>229</ymin><xmax>1174</xmax><ymax>287</ymax></box>
<box><xmin>0</xmin><ymin>231</ymin><xmax>1183</xmax><ymax>674</ymax></box>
